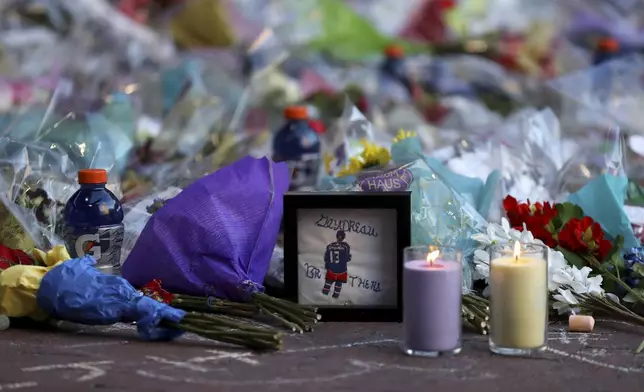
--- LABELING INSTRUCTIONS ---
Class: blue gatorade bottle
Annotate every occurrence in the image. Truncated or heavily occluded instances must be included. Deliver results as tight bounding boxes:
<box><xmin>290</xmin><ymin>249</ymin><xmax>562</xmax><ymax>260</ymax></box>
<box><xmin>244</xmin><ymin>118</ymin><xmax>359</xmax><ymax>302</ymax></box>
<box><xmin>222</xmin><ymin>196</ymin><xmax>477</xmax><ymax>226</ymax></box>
<box><xmin>380</xmin><ymin>44</ymin><xmax>413</xmax><ymax>96</ymax></box>
<box><xmin>272</xmin><ymin>105</ymin><xmax>321</xmax><ymax>190</ymax></box>
<box><xmin>63</xmin><ymin>169</ymin><xmax>124</xmax><ymax>274</ymax></box>
<box><xmin>593</xmin><ymin>37</ymin><xmax>621</xmax><ymax>65</ymax></box>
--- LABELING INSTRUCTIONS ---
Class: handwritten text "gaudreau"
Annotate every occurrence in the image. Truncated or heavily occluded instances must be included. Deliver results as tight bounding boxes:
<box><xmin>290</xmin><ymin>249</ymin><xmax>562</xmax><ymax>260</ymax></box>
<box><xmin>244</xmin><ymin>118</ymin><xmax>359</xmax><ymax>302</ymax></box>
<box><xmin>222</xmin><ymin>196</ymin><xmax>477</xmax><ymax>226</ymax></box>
<box><xmin>315</xmin><ymin>214</ymin><xmax>378</xmax><ymax>237</ymax></box>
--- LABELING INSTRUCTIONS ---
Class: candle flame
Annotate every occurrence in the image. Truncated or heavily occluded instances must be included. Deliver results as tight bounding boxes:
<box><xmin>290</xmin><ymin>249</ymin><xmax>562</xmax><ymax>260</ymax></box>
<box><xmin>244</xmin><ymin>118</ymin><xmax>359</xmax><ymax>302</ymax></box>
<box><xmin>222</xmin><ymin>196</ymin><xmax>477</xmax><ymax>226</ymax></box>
<box><xmin>513</xmin><ymin>241</ymin><xmax>521</xmax><ymax>261</ymax></box>
<box><xmin>427</xmin><ymin>250</ymin><xmax>440</xmax><ymax>264</ymax></box>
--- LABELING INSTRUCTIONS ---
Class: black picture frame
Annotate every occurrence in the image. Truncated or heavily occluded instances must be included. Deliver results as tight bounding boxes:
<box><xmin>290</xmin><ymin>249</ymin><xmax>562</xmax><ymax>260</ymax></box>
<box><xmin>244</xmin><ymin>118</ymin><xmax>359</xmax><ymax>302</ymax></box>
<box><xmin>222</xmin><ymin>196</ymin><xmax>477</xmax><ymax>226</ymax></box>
<box><xmin>283</xmin><ymin>192</ymin><xmax>411</xmax><ymax>322</ymax></box>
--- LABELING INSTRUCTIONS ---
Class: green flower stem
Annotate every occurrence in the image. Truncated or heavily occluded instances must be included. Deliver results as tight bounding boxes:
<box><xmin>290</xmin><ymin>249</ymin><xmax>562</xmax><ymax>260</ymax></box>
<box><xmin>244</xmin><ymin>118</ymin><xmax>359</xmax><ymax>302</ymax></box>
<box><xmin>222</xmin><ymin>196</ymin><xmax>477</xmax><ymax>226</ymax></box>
<box><xmin>254</xmin><ymin>292</ymin><xmax>318</xmax><ymax>314</ymax></box>
<box><xmin>251</xmin><ymin>293</ymin><xmax>319</xmax><ymax>330</ymax></box>
<box><xmin>461</xmin><ymin>315</ymin><xmax>480</xmax><ymax>333</ymax></box>
<box><xmin>461</xmin><ymin>306</ymin><xmax>488</xmax><ymax>334</ymax></box>
<box><xmin>579</xmin><ymin>294</ymin><xmax>644</xmax><ymax>326</ymax></box>
<box><xmin>463</xmin><ymin>301</ymin><xmax>489</xmax><ymax>322</ymax></box>
<box><xmin>461</xmin><ymin>294</ymin><xmax>490</xmax><ymax>335</ymax></box>
<box><xmin>258</xmin><ymin>298</ymin><xmax>310</xmax><ymax>331</ymax></box>
<box><xmin>464</xmin><ymin>293</ymin><xmax>490</xmax><ymax>306</ymax></box>
<box><xmin>176</xmin><ymin>302</ymin><xmax>258</xmax><ymax>318</ymax></box>
<box><xmin>256</xmin><ymin>302</ymin><xmax>303</xmax><ymax>333</ymax></box>
<box><xmin>576</xmin><ymin>253</ymin><xmax>644</xmax><ymax>306</ymax></box>
<box><xmin>174</xmin><ymin>295</ymin><xmax>258</xmax><ymax>311</ymax></box>
<box><xmin>461</xmin><ymin>308</ymin><xmax>488</xmax><ymax>334</ymax></box>
<box><xmin>173</xmin><ymin>321</ymin><xmax>282</xmax><ymax>351</ymax></box>
<box><xmin>600</xmin><ymin>268</ymin><xmax>644</xmax><ymax>305</ymax></box>
<box><xmin>182</xmin><ymin>312</ymin><xmax>273</xmax><ymax>332</ymax></box>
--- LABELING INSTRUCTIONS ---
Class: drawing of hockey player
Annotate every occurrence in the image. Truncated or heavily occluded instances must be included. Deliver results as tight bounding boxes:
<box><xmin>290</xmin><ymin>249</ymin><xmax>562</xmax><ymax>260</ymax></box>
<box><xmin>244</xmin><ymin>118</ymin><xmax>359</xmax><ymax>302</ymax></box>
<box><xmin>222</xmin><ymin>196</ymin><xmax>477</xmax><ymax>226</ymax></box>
<box><xmin>322</xmin><ymin>230</ymin><xmax>351</xmax><ymax>298</ymax></box>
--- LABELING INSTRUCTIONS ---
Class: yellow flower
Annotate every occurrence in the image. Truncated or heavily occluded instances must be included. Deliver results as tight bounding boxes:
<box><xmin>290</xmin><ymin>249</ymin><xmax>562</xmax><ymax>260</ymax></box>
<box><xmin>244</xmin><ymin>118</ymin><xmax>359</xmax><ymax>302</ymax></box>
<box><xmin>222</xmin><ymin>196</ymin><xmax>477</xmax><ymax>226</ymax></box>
<box><xmin>0</xmin><ymin>245</ymin><xmax>71</xmax><ymax>320</ymax></box>
<box><xmin>337</xmin><ymin>157</ymin><xmax>364</xmax><ymax>177</ymax></box>
<box><xmin>336</xmin><ymin>140</ymin><xmax>391</xmax><ymax>176</ymax></box>
<box><xmin>323</xmin><ymin>151</ymin><xmax>335</xmax><ymax>174</ymax></box>
<box><xmin>392</xmin><ymin>129</ymin><xmax>417</xmax><ymax>143</ymax></box>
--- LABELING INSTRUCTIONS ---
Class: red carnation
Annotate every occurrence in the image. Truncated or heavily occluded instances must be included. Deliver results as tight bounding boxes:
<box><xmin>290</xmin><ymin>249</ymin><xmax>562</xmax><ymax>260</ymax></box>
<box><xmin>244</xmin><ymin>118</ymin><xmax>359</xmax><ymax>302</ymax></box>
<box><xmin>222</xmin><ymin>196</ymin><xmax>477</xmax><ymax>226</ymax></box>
<box><xmin>0</xmin><ymin>245</ymin><xmax>36</xmax><ymax>271</ymax></box>
<box><xmin>502</xmin><ymin>196</ymin><xmax>557</xmax><ymax>247</ymax></box>
<box><xmin>140</xmin><ymin>279</ymin><xmax>174</xmax><ymax>304</ymax></box>
<box><xmin>558</xmin><ymin>217</ymin><xmax>612</xmax><ymax>262</ymax></box>
<box><xmin>503</xmin><ymin>195</ymin><xmax>531</xmax><ymax>229</ymax></box>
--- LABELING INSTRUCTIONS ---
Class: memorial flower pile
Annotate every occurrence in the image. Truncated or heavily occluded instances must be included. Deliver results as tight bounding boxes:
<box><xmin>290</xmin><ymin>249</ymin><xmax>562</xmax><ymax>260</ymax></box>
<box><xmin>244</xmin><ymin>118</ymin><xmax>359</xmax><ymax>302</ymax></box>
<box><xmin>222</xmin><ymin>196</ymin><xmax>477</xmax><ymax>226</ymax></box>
<box><xmin>470</xmin><ymin>196</ymin><xmax>644</xmax><ymax>326</ymax></box>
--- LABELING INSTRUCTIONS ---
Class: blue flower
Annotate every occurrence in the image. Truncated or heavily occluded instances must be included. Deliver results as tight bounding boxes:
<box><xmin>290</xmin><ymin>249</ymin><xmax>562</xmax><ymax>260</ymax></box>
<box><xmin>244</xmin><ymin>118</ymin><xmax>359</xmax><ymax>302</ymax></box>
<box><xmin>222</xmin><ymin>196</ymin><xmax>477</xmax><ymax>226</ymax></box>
<box><xmin>622</xmin><ymin>247</ymin><xmax>644</xmax><ymax>288</ymax></box>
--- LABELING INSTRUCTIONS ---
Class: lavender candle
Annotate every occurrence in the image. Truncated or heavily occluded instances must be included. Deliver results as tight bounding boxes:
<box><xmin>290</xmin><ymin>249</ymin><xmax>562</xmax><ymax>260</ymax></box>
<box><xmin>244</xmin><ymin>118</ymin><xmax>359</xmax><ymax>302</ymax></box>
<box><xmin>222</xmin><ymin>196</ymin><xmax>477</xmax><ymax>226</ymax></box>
<box><xmin>403</xmin><ymin>246</ymin><xmax>462</xmax><ymax>357</ymax></box>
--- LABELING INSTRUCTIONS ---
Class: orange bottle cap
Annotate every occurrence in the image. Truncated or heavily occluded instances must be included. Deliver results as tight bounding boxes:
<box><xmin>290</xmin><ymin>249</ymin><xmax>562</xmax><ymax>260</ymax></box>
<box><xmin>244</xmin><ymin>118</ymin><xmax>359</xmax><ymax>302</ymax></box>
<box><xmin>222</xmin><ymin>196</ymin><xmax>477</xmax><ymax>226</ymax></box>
<box><xmin>283</xmin><ymin>106</ymin><xmax>309</xmax><ymax>120</ymax></box>
<box><xmin>78</xmin><ymin>169</ymin><xmax>108</xmax><ymax>184</ymax></box>
<box><xmin>384</xmin><ymin>44</ymin><xmax>404</xmax><ymax>58</ymax></box>
<box><xmin>597</xmin><ymin>37</ymin><xmax>620</xmax><ymax>52</ymax></box>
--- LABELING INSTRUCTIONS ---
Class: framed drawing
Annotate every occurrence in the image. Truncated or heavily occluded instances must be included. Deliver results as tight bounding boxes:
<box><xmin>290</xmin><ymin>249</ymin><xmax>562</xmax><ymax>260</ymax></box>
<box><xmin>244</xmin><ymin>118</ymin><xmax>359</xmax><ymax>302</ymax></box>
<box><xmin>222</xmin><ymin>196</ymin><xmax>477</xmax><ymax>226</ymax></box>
<box><xmin>283</xmin><ymin>192</ymin><xmax>411</xmax><ymax>322</ymax></box>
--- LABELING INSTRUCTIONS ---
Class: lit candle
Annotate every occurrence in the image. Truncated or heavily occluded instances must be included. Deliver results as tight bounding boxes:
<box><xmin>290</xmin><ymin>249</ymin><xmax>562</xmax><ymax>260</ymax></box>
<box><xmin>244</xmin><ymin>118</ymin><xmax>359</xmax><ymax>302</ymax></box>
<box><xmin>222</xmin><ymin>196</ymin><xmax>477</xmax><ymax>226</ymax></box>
<box><xmin>403</xmin><ymin>246</ymin><xmax>462</xmax><ymax>357</ymax></box>
<box><xmin>489</xmin><ymin>241</ymin><xmax>548</xmax><ymax>355</ymax></box>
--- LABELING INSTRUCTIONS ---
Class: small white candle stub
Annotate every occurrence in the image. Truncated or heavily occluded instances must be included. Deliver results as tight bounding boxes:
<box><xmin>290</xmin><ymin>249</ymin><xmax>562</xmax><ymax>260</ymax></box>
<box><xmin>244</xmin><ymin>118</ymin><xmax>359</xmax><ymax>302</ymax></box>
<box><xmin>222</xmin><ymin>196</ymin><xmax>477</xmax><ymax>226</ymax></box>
<box><xmin>568</xmin><ymin>315</ymin><xmax>595</xmax><ymax>333</ymax></box>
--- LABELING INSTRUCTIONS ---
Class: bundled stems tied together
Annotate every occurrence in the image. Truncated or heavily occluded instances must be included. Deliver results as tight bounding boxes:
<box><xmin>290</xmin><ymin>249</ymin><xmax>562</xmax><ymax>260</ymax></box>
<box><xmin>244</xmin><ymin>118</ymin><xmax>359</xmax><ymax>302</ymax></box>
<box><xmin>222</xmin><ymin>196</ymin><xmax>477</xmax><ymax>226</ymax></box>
<box><xmin>171</xmin><ymin>294</ymin><xmax>260</xmax><ymax>318</ymax></box>
<box><xmin>252</xmin><ymin>292</ymin><xmax>320</xmax><ymax>333</ymax></box>
<box><xmin>170</xmin><ymin>293</ymin><xmax>321</xmax><ymax>334</ymax></box>
<box><xmin>163</xmin><ymin>311</ymin><xmax>283</xmax><ymax>351</ymax></box>
<box><xmin>462</xmin><ymin>293</ymin><xmax>490</xmax><ymax>335</ymax></box>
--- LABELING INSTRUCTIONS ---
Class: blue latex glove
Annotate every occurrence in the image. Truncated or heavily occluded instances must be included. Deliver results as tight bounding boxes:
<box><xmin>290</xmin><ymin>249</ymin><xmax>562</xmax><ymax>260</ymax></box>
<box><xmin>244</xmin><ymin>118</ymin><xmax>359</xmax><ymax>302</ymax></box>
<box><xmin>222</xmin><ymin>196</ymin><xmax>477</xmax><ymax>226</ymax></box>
<box><xmin>568</xmin><ymin>174</ymin><xmax>640</xmax><ymax>250</ymax></box>
<box><xmin>37</xmin><ymin>256</ymin><xmax>185</xmax><ymax>341</ymax></box>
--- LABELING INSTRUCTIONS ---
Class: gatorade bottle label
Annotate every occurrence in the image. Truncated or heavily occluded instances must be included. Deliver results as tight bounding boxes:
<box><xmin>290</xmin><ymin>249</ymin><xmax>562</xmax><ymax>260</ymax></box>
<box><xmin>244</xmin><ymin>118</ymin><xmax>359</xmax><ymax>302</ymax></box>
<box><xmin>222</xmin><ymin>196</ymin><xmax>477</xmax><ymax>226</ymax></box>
<box><xmin>63</xmin><ymin>224</ymin><xmax>125</xmax><ymax>272</ymax></box>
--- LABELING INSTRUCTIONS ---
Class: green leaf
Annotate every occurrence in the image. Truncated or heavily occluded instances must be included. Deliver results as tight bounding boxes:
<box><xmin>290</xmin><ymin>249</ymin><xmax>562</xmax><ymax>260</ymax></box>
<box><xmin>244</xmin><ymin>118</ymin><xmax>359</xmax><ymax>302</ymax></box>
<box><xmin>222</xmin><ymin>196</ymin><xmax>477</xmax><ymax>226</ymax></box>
<box><xmin>633</xmin><ymin>263</ymin><xmax>644</xmax><ymax>279</ymax></box>
<box><xmin>550</xmin><ymin>216</ymin><xmax>563</xmax><ymax>232</ymax></box>
<box><xmin>557</xmin><ymin>246</ymin><xmax>586</xmax><ymax>269</ymax></box>
<box><xmin>627</xmin><ymin>181</ymin><xmax>644</xmax><ymax>206</ymax></box>
<box><xmin>606</xmin><ymin>235</ymin><xmax>624</xmax><ymax>265</ymax></box>
<box><xmin>555</xmin><ymin>202</ymin><xmax>584</xmax><ymax>227</ymax></box>
<box><xmin>636</xmin><ymin>340</ymin><xmax>644</xmax><ymax>354</ymax></box>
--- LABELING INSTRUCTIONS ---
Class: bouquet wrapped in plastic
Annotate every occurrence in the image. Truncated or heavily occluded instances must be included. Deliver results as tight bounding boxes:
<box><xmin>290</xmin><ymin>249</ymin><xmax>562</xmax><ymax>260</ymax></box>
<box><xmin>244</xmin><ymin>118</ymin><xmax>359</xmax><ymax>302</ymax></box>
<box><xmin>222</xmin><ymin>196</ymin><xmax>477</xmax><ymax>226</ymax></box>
<box><xmin>123</xmin><ymin>156</ymin><xmax>319</xmax><ymax>333</ymax></box>
<box><xmin>0</xmin><ymin>89</ymin><xmax>128</xmax><ymax>252</ymax></box>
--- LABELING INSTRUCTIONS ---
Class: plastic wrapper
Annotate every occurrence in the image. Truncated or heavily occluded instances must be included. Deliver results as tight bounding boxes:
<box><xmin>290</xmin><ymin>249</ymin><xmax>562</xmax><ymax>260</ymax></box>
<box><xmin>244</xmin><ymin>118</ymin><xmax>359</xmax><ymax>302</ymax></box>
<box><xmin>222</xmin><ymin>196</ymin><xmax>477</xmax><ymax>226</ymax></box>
<box><xmin>324</xmin><ymin>157</ymin><xmax>487</xmax><ymax>291</ymax></box>
<box><xmin>60</xmin><ymin>0</ymin><xmax>176</xmax><ymax>67</ymax></box>
<box><xmin>553</xmin><ymin>124</ymin><xmax>627</xmax><ymax>199</ymax></box>
<box><xmin>490</xmin><ymin>108</ymin><xmax>563</xmax><ymax>202</ymax></box>
<box><xmin>0</xmin><ymin>133</ymin><xmax>123</xmax><ymax>250</ymax></box>
<box><xmin>320</xmin><ymin>101</ymin><xmax>392</xmax><ymax>178</ymax></box>
<box><xmin>549</xmin><ymin>54</ymin><xmax>644</xmax><ymax>133</ymax></box>
<box><xmin>447</xmin><ymin>0</ymin><xmax>562</xmax><ymax>37</ymax></box>
<box><xmin>563</xmin><ymin>1</ymin><xmax>644</xmax><ymax>50</ymax></box>
<box><xmin>2</xmin><ymin>83</ymin><xmax>134</xmax><ymax>177</ymax></box>
<box><xmin>443</xmin><ymin>56</ymin><xmax>527</xmax><ymax>113</ymax></box>
<box><xmin>120</xmin><ymin>186</ymin><xmax>183</xmax><ymax>266</ymax></box>
<box><xmin>0</xmin><ymin>139</ymin><xmax>74</xmax><ymax>251</ymax></box>
<box><xmin>0</xmin><ymin>84</ymin><xmax>125</xmax><ymax>250</ymax></box>
<box><xmin>149</xmin><ymin>72</ymin><xmax>231</xmax><ymax>159</ymax></box>
<box><xmin>123</xmin><ymin>156</ymin><xmax>290</xmax><ymax>301</ymax></box>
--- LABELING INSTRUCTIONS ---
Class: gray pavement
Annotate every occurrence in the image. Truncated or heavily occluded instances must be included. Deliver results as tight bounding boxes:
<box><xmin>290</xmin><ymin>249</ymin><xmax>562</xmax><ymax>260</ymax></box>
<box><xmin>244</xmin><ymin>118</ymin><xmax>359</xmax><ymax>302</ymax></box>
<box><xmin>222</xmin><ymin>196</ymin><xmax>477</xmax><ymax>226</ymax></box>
<box><xmin>0</xmin><ymin>320</ymin><xmax>643</xmax><ymax>392</ymax></box>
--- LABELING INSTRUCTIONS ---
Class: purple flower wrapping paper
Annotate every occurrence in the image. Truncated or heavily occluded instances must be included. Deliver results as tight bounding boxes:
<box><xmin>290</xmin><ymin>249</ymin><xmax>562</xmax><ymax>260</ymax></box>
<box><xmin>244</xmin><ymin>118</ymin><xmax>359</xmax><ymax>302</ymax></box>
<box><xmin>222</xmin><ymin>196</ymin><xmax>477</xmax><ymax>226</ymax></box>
<box><xmin>122</xmin><ymin>156</ymin><xmax>290</xmax><ymax>301</ymax></box>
